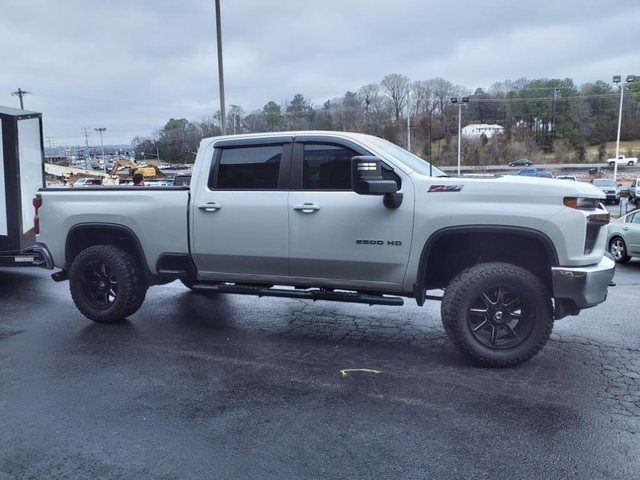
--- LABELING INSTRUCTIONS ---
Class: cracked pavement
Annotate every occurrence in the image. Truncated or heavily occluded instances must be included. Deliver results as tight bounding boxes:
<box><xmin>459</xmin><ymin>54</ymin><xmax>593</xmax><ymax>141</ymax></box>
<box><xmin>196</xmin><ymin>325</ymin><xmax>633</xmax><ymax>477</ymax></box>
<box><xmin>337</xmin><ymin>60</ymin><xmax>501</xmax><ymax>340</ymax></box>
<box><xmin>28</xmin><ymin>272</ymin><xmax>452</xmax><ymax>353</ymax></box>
<box><xmin>0</xmin><ymin>263</ymin><xmax>639</xmax><ymax>479</ymax></box>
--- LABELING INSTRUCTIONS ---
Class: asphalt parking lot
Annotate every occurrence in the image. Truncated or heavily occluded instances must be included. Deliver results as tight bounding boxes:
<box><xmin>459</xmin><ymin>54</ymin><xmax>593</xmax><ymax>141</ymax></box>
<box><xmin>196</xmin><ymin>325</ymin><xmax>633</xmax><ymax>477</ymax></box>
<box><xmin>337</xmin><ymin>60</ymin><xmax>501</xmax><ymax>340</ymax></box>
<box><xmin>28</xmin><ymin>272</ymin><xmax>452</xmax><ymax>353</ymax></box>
<box><xmin>1</xmin><ymin>264</ymin><xmax>639</xmax><ymax>479</ymax></box>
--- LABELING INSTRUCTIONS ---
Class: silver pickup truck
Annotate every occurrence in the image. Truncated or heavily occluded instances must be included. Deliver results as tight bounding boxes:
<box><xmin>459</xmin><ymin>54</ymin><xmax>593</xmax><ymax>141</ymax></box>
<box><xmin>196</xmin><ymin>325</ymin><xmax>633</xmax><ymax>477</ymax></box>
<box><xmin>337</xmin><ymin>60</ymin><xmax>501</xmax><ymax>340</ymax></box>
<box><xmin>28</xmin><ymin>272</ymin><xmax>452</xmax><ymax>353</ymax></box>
<box><xmin>35</xmin><ymin>131</ymin><xmax>615</xmax><ymax>367</ymax></box>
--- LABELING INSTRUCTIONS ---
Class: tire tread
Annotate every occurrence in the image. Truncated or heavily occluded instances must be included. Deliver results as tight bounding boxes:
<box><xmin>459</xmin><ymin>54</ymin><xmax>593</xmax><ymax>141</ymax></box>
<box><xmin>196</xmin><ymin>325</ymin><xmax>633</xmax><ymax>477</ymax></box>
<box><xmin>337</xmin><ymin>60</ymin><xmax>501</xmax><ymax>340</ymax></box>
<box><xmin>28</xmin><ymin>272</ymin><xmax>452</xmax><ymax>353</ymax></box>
<box><xmin>69</xmin><ymin>245</ymin><xmax>147</xmax><ymax>323</ymax></box>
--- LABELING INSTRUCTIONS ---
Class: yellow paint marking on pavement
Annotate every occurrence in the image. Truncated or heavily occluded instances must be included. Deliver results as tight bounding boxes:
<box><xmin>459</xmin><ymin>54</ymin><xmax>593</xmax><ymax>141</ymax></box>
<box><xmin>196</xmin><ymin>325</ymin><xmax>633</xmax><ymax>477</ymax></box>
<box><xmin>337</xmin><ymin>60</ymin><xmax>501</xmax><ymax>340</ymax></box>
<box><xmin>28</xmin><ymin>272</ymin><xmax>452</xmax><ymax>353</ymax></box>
<box><xmin>339</xmin><ymin>368</ymin><xmax>381</xmax><ymax>377</ymax></box>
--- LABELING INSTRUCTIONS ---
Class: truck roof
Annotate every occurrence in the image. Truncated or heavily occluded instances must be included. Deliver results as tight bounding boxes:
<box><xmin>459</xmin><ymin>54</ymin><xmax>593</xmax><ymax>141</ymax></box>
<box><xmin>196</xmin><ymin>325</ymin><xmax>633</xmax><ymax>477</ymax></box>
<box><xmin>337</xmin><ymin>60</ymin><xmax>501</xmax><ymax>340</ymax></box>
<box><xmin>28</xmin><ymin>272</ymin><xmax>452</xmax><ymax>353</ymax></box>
<box><xmin>200</xmin><ymin>130</ymin><xmax>380</xmax><ymax>145</ymax></box>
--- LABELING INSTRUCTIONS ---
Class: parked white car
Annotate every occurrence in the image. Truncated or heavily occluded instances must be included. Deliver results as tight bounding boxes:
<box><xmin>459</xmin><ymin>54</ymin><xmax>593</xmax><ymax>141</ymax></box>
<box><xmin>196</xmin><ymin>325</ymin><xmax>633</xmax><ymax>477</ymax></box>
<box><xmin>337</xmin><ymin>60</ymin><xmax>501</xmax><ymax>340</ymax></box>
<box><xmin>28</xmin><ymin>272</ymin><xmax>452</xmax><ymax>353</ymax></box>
<box><xmin>607</xmin><ymin>155</ymin><xmax>638</xmax><ymax>166</ymax></box>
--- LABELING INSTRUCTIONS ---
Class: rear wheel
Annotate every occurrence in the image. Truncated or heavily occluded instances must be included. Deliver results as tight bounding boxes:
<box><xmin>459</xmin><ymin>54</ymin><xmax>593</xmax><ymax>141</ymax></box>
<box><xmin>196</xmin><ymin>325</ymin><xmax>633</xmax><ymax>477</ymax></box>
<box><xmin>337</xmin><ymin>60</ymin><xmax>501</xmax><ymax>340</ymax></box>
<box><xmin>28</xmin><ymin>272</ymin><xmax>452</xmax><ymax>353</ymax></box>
<box><xmin>69</xmin><ymin>245</ymin><xmax>147</xmax><ymax>323</ymax></box>
<box><xmin>609</xmin><ymin>237</ymin><xmax>631</xmax><ymax>263</ymax></box>
<box><xmin>628</xmin><ymin>161</ymin><xmax>634</xmax><ymax>166</ymax></box>
<box><xmin>441</xmin><ymin>262</ymin><xmax>553</xmax><ymax>367</ymax></box>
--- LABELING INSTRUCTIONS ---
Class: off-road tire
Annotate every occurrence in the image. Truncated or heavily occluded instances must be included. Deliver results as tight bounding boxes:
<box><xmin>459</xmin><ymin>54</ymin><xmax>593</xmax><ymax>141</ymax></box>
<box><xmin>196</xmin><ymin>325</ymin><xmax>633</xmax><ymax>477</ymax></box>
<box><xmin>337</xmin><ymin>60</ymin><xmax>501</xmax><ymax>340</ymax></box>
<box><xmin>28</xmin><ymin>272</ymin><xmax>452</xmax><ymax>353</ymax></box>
<box><xmin>609</xmin><ymin>236</ymin><xmax>631</xmax><ymax>263</ymax></box>
<box><xmin>69</xmin><ymin>245</ymin><xmax>147</xmax><ymax>323</ymax></box>
<box><xmin>441</xmin><ymin>262</ymin><xmax>553</xmax><ymax>367</ymax></box>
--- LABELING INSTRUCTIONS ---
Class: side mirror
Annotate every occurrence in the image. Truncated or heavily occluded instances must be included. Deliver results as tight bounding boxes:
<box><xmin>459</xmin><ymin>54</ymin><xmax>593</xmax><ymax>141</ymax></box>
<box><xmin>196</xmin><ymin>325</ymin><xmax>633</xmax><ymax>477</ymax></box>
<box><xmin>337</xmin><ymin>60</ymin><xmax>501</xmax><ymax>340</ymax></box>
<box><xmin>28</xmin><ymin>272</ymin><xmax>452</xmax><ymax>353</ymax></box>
<box><xmin>351</xmin><ymin>156</ymin><xmax>402</xmax><ymax>208</ymax></box>
<box><xmin>351</xmin><ymin>156</ymin><xmax>398</xmax><ymax>195</ymax></box>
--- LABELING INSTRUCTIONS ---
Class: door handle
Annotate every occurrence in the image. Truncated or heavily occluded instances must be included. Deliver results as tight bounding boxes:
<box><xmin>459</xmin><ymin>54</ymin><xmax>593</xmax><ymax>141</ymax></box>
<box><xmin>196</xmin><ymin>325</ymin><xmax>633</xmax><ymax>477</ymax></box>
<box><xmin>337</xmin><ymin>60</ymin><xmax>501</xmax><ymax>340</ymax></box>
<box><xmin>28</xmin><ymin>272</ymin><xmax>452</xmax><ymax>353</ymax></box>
<box><xmin>623</xmin><ymin>227</ymin><xmax>630</xmax><ymax>231</ymax></box>
<box><xmin>293</xmin><ymin>203</ymin><xmax>321</xmax><ymax>213</ymax></box>
<box><xmin>198</xmin><ymin>202</ymin><xmax>222</xmax><ymax>212</ymax></box>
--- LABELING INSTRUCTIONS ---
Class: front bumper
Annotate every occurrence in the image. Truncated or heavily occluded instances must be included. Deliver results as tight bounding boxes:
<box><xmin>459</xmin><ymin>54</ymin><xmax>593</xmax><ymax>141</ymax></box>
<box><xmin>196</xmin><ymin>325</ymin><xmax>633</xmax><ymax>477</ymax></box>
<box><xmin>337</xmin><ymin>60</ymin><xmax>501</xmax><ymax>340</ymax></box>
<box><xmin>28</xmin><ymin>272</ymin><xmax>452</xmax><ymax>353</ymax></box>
<box><xmin>551</xmin><ymin>256</ymin><xmax>615</xmax><ymax>309</ymax></box>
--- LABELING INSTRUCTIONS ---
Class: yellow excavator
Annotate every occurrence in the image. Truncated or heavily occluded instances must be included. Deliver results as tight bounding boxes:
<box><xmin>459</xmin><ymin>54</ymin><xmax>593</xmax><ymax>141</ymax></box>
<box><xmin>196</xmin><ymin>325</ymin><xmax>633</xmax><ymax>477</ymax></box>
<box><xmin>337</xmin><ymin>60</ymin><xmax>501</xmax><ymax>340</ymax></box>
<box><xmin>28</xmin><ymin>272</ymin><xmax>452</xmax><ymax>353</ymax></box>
<box><xmin>110</xmin><ymin>159</ymin><xmax>164</xmax><ymax>179</ymax></box>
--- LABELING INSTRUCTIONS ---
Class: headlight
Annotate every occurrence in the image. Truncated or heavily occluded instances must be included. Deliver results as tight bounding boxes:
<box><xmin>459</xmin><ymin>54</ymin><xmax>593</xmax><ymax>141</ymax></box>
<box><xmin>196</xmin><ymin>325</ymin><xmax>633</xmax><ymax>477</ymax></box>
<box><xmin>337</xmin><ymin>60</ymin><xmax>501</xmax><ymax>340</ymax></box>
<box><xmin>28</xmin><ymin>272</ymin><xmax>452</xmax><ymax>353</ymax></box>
<box><xmin>564</xmin><ymin>197</ymin><xmax>601</xmax><ymax>210</ymax></box>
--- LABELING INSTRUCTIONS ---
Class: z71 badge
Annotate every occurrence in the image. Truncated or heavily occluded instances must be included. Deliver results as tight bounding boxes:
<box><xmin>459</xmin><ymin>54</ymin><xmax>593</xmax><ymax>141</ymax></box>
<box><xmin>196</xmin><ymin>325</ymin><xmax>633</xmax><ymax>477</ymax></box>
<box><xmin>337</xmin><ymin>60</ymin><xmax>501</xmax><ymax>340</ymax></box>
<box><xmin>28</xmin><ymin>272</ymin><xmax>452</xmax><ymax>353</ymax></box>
<box><xmin>428</xmin><ymin>185</ymin><xmax>463</xmax><ymax>192</ymax></box>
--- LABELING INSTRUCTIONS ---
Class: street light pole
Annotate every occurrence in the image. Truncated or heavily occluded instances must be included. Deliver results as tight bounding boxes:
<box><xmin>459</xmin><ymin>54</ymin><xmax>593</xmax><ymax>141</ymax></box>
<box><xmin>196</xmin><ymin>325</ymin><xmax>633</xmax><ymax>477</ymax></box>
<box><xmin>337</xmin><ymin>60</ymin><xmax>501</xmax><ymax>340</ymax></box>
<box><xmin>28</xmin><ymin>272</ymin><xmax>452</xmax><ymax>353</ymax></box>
<box><xmin>406</xmin><ymin>90</ymin><xmax>411</xmax><ymax>151</ymax></box>
<box><xmin>95</xmin><ymin>128</ymin><xmax>106</xmax><ymax>172</ymax></box>
<box><xmin>214</xmin><ymin>0</ymin><xmax>226</xmax><ymax>135</ymax></box>
<box><xmin>451</xmin><ymin>96</ymin><xmax>469</xmax><ymax>176</ymax></box>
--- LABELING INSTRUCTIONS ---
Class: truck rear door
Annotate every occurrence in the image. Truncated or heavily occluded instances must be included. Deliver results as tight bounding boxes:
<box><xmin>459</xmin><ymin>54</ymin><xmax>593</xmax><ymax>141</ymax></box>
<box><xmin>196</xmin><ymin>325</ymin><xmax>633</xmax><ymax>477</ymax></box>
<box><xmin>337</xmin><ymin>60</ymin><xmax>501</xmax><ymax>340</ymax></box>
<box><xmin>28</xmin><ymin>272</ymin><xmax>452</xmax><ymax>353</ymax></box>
<box><xmin>191</xmin><ymin>138</ymin><xmax>292</xmax><ymax>280</ymax></box>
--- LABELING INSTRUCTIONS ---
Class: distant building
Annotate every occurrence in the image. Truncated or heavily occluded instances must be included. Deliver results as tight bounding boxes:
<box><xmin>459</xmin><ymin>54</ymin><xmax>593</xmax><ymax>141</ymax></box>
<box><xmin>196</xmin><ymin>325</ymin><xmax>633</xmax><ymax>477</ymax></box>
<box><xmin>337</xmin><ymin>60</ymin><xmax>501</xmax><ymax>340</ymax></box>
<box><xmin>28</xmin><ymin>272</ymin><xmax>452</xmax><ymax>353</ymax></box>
<box><xmin>461</xmin><ymin>124</ymin><xmax>504</xmax><ymax>139</ymax></box>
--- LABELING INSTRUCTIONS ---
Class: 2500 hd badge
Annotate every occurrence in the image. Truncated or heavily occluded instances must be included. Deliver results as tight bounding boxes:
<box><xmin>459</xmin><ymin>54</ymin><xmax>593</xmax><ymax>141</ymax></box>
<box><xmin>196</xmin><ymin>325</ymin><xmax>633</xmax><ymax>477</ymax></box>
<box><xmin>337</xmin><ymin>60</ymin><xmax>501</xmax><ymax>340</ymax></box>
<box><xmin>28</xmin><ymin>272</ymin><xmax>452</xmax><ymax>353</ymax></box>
<box><xmin>356</xmin><ymin>239</ymin><xmax>403</xmax><ymax>246</ymax></box>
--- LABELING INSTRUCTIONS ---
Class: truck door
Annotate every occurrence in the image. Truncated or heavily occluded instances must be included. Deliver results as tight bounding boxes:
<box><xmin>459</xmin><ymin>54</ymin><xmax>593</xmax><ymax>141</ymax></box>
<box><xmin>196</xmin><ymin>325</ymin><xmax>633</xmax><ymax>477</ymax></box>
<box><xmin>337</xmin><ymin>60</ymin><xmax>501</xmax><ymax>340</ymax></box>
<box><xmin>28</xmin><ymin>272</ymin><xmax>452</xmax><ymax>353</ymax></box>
<box><xmin>287</xmin><ymin>137</ymin><xmax>413</xmax><ymax>288</ymax></box>
<box><xmin>191</xmin><ymin>138</ymin><xmax>292</xmax><ymax>280</ymax></box>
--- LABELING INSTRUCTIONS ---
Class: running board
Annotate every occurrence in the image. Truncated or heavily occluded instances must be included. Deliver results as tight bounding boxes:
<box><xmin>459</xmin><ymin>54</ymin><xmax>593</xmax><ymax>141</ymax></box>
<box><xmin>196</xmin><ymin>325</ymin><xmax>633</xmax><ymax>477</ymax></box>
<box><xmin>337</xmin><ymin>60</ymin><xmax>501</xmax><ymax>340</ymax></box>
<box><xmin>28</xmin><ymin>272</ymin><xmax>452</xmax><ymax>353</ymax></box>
<box><xmin>190</xmin><ymin>283</ymin><xmax>404</xmax><ymax>306</ymax></box>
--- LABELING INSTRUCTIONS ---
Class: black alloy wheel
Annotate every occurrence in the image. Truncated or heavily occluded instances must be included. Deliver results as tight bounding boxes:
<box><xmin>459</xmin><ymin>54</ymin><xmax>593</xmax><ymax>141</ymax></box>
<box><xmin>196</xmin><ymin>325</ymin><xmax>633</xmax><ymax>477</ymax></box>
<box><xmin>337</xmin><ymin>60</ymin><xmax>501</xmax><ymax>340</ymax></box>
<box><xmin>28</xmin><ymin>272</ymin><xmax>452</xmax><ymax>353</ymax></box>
<box><xmin>80</xmin><ymin>260</ymin><xmax>119</xmax><ymax>310</ymax></box>
<box><xmin>467</xmin><ymin>285</ymin><xmax>534</xmax><ymax>350</ymax></box>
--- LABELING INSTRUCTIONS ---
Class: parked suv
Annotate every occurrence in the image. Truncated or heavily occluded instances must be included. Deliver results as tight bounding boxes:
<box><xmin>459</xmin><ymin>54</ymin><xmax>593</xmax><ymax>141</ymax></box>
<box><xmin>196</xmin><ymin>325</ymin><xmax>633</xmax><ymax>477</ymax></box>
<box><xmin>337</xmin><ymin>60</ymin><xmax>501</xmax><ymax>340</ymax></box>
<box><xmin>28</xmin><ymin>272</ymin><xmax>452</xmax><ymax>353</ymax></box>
<box><xmin>591</xmin><ymin>178</ymin><xmax>620</xmax><ymax>205</ymax></box>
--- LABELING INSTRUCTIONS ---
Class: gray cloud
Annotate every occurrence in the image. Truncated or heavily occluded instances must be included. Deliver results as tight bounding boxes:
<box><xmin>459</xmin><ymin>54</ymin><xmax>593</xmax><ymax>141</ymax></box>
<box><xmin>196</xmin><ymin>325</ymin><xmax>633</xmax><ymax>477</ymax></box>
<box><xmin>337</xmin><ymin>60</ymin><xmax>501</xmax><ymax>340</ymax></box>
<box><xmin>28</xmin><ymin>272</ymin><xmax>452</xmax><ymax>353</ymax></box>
<box><xmin>1</xmin><ymin>0</ymin><xmax>638</xmax><ymax>144</ymax></box>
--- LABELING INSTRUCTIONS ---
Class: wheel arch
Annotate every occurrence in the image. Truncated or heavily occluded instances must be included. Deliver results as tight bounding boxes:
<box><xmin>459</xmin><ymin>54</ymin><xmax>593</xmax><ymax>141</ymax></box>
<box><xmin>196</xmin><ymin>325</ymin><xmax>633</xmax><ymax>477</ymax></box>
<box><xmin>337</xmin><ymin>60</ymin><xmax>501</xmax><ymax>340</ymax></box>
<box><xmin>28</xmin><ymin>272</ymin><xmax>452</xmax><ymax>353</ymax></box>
<box><xmin>65</xmin><ymin>223</ymin><xmax>151</xmax><ymax>282</ymax></box>
<box><xmin>413</xmin><ymin>225</ymin><xmax>559</xmax><ymax>305</ymax></box>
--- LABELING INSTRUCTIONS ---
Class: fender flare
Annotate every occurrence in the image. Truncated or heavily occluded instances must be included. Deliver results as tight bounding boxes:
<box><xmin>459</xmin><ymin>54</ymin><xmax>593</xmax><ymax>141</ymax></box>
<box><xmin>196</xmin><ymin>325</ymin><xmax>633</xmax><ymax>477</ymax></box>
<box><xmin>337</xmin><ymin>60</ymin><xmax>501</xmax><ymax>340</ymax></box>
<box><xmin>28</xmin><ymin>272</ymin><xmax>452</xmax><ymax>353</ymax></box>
<box><xmin>412</xmin><ymin>225</ymin><xmax>559</xmax><ymax>305</ymax></box>
<box><xmin>64</xmin><ymin>222</ymin><xmax>151</xmax><ymax>281</ymax></box>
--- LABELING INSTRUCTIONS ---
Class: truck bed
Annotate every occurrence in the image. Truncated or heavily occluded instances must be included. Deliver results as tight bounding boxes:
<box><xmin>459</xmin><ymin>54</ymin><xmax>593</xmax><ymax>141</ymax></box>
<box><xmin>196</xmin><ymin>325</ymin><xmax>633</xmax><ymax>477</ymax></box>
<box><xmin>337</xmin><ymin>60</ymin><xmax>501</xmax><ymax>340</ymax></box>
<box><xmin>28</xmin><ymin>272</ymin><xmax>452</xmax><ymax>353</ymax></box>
<box><xmin>37</xmin><ymin>186</ymin><xmax>190</xmax><ymax>274</ymax></box>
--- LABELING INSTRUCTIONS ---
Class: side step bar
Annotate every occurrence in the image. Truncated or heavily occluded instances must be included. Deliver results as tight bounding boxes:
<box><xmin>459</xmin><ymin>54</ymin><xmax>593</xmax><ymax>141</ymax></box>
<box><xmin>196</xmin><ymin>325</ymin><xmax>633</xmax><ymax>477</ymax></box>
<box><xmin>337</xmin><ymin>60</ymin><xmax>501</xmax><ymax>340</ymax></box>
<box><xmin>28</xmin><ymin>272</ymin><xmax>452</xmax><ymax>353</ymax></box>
<box><xmin>190</xmin><ymin>283</ymin><xmax>404</xmax><ymax>306</ymax></box>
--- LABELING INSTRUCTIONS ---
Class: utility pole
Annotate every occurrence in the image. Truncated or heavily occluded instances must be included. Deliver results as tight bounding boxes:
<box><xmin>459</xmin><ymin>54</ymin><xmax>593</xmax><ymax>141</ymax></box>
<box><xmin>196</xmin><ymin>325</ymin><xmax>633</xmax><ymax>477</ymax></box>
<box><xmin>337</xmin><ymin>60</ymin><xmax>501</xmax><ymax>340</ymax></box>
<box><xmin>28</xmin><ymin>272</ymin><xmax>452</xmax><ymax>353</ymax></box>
<box><xmin>45</xmin><ymin>136</ymin><xmax>54</xmax><ymax>149</ymax></box>
<box><xmin>81</xmin><ymin>127</ymin><xmax>91</xmax><ymax>169</ymax></box>
<box><xmin>214</xmin><ymin>0</ymin><xmax>226</xmax><ymax>135</ymax></box>
<box><xmin>550</xmin><ymin>87</ymin><xmax>559</xmax><ymax>145</ymax></box>
<box><xmin>95</xmin><ymin>128</ymin><xmax>107</xmax><ymax>172</ymax></box>
<box><xmin>11</xmin><ymin>88</ymin><xmax>30</xmax><ymax>109</ymax></box>
<box><xmin>612</xmin><ymin>75</ymin><xmax>636</xmax><ymax>182</ymax></box>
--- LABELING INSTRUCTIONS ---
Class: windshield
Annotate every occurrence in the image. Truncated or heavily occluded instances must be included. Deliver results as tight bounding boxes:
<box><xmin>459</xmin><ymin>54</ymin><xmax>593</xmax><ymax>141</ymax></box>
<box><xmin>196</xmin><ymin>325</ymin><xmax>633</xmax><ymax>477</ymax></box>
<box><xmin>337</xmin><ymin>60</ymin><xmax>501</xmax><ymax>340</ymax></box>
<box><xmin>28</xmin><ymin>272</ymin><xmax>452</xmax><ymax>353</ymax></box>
<box><xmin>364</xmin><ymin>136</ymin><xmax>446</xmax><ymax>177</ymax></box>
<box><xmin>592</xmin><ymin>179</ymin><xmax>616</xmax><ymax>187</ymax></box>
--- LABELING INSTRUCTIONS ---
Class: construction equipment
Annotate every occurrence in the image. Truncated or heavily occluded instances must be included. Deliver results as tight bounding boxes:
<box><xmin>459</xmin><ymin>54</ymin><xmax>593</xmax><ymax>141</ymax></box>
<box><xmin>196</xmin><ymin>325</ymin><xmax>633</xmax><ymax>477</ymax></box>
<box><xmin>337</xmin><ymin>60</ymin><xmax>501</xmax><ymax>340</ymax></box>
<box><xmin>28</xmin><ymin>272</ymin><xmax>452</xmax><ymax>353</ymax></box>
<box><xmin>110</xmin><ymin>159</ymin><xmax>164</xmax><ymax>179</ymax></box>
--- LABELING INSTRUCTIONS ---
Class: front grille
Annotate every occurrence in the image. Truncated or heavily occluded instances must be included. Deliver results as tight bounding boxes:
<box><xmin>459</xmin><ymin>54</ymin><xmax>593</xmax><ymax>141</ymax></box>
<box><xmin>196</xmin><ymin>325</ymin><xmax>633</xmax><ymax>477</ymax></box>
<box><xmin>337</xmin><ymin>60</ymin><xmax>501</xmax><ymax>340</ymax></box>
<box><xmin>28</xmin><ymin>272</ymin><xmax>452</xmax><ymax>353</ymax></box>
<box><xmin>584</xmin><ymin>213</ymin><xmax>610</xmax><ymax>254</ymax></box>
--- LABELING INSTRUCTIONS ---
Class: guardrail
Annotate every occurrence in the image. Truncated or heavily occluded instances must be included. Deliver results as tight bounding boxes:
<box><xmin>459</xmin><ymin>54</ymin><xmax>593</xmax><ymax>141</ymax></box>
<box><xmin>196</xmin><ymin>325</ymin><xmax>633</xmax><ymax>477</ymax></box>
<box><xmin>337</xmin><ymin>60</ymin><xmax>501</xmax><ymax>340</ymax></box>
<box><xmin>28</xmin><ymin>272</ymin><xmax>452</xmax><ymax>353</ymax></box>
<box><xmin>438</xmin><ymin>163</ymin><xmax>640</xmax><ymax>172</ymax></box>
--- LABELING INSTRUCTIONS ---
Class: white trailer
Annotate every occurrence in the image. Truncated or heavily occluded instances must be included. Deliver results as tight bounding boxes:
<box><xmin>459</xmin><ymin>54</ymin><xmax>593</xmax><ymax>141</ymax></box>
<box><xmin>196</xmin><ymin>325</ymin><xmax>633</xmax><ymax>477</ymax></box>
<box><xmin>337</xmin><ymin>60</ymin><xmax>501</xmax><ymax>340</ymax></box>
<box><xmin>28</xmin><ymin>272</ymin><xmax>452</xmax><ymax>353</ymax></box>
<box><xmin>0</xmin><ymin>106</ymin><xmax>51</xmax><ymax>268</ymax></box>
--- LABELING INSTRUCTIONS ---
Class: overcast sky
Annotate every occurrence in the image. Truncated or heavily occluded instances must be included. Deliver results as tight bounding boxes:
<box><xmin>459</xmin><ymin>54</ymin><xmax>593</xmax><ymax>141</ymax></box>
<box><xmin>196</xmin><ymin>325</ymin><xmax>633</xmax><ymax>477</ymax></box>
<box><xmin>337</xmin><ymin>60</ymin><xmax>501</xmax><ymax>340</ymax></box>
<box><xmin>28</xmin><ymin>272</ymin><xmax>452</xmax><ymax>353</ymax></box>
<box><xmin>2</xmin><ymin>0</ymin><xmax>639</xmax><ymax>145</ymax></box>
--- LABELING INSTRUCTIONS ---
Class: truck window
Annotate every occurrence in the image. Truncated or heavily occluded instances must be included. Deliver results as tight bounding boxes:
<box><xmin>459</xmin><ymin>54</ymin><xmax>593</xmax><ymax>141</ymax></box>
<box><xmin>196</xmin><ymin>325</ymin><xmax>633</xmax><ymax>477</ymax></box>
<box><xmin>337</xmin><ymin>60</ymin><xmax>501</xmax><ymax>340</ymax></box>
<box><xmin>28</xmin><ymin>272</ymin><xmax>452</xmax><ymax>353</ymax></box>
<box><xmin>214</xmin><ymin>145</ymin><xmax>282</xmax><ymax>189</ymax></box>
<box><xmin>302</xmin><ymin>144</ymin><xmax>356</xmax><ymax>190</ymax></box>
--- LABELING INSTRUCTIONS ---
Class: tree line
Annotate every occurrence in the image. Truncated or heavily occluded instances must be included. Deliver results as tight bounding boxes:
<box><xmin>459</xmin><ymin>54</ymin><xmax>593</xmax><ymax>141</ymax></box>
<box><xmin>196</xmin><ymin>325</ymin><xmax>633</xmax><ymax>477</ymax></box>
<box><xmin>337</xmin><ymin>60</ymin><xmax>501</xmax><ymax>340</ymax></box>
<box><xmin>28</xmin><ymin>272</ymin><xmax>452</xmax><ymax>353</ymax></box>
<box><xmin>133</xmin><ymin>74</ymin><xmax>640</xmax><ymax>165</ymax></box>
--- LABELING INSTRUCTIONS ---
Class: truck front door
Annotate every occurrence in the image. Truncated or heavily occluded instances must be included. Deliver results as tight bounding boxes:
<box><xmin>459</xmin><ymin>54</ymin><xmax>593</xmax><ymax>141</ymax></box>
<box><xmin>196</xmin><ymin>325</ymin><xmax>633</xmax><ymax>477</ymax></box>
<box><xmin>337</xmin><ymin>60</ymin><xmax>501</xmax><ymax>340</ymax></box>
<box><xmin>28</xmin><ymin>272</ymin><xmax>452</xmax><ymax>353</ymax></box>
<box><xmin>192</xmin><ymin>138</ymin><xmax>292</xmax><ymax>280</ymax></box>
<box><xmin>287</xmin><ymin>137</ymin><xmax>413</xmax><ymax>289</ymax></box>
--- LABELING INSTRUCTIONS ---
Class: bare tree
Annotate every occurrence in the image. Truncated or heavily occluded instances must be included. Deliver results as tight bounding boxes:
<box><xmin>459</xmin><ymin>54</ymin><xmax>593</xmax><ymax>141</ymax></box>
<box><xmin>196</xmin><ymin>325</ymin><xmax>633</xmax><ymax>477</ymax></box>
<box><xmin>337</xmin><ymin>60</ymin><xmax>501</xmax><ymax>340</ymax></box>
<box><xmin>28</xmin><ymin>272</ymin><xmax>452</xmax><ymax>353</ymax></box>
<box><xmin>358</xmin><ymin>83</ymin><xmax>391</xmax><ymax>133</ymax></box>
<box><xmin>381</xmin><ymin>73</ymin><xmax>411</xmax><ymax>123</ymax></box>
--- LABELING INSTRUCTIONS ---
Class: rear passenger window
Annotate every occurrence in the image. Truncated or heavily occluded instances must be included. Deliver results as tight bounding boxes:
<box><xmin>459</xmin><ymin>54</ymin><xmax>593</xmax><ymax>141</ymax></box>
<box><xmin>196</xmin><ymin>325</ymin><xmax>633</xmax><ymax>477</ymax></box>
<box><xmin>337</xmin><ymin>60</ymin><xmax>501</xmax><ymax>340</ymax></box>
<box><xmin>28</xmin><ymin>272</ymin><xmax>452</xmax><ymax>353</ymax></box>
<box><xmin>302</xmin><ymin>144</ymin><xmax>357</xmax><ymax>190</ymax></box>
<box><xmin>214</xmin><ymin>145</ymin><xmax>282</xmax><ymax>189</ymax></box>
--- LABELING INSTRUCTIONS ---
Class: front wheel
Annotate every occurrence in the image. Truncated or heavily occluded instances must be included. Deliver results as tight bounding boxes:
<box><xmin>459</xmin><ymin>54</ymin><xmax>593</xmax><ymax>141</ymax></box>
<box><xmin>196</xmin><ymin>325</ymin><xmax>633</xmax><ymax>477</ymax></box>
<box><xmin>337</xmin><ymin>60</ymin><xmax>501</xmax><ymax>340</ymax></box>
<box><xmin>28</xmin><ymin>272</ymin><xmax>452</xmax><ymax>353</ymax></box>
<box><xmin>69</xmin><ymin>245</ymin><xmax>147</xmax><ymax>323</ymax></box>
<box><xmin>609</xmin><ymin>237</ymin><xmax>631</xmax><ymax>263</ymax></box>
<box><xmin>441</xmin><ymin>262</ymin><xmax>553</xmax><ymax>367</ymax></box>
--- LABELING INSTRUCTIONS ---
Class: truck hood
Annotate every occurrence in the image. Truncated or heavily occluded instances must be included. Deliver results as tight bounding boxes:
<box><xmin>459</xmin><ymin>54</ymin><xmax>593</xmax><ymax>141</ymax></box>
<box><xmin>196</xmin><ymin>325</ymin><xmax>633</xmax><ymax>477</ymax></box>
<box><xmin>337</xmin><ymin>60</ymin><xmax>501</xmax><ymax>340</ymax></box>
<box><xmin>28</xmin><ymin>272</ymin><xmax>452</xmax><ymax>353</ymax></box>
<box><xmin>416</xmin><ymin>174</ymin><xmax>606</xmax><ymax>201</ymax></box>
